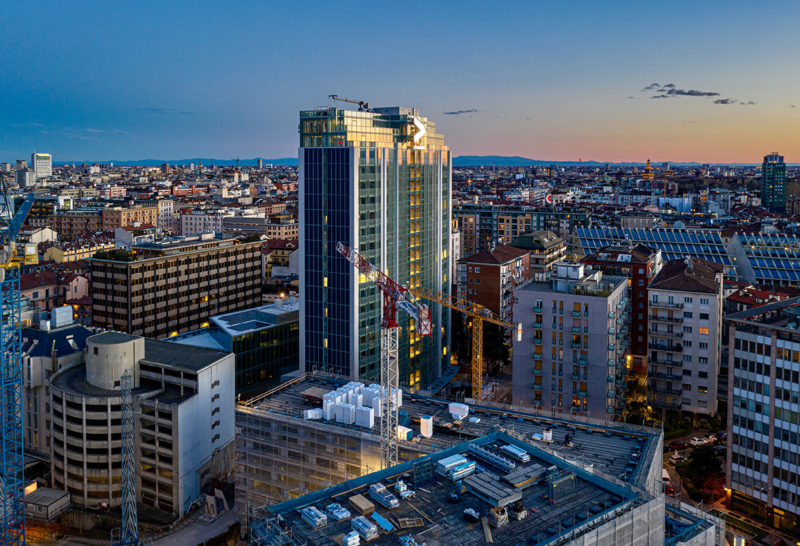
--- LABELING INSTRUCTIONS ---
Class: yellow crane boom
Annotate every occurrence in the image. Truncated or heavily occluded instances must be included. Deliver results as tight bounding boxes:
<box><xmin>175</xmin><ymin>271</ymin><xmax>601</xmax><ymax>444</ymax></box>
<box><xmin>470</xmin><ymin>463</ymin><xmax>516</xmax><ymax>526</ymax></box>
<box><xmin>410</xmin><ymin>287</ymin><xmax>521</xmax><ymax>402</ymax></box>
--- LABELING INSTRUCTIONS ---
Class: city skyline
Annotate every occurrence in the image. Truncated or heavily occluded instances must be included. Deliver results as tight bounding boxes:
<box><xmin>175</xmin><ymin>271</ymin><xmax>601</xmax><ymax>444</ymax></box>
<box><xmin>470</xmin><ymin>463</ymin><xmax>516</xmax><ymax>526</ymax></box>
<box><xmin>2</xmin><ymin>1</ymin><xmax>799</xmax><ymax>163</ymax></box>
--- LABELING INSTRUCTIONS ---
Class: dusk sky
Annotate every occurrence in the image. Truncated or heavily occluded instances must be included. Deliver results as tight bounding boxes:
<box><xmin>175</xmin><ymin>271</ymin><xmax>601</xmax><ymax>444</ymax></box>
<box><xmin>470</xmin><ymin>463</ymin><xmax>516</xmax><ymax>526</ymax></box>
<box><xmin>2</xmin><ymin>1</ymin><xmax>799</xmax><ymax>163</ymax></box>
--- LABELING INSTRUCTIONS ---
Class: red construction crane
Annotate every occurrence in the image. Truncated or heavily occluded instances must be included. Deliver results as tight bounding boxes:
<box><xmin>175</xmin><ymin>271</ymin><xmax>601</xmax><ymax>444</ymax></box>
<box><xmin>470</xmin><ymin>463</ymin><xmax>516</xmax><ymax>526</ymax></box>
<box><xmin>335</xmin><ymin>242</ymin><xmax>430</xmax><ymax>468</ymax></box>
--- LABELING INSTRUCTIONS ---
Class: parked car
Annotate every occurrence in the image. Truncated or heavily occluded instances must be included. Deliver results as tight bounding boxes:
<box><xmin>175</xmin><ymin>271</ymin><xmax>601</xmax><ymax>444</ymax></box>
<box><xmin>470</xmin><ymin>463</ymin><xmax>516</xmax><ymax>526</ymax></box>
<box><xmin>668</xmin><ymin>441</ymin><xmax>688</xmax><ymax>451</ymax></box>
<box><xmin>690</xmin><ymin>436</ymin><xmax>709</xmax><ymax>447</ymax></box>
<box><xmin>670</xmin><ymin>452</ymin><xmax>688</xmax><ymax>463</ymax></box>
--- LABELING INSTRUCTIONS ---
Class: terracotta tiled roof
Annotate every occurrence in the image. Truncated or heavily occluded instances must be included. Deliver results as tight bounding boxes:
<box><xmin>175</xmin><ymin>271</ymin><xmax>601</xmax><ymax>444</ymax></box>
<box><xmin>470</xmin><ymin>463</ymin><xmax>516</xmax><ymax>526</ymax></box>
<box><xmin>459</xmin><ymin>244</ymin><xmax>529</xmax><ymax>265</ymax></box>
<box><xmin>649</xmin><ymin>258</ymin><xmax>722</xmax><ymax>294</ymax></box>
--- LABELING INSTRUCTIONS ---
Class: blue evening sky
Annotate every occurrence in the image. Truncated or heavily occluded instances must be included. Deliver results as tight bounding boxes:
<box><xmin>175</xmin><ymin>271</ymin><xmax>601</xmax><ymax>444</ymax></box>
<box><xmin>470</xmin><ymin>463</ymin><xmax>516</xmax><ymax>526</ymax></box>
<box><xmin>1</xmin><ymin>1</ymin><xmax>798</xmax><ymax>163</ymax></box>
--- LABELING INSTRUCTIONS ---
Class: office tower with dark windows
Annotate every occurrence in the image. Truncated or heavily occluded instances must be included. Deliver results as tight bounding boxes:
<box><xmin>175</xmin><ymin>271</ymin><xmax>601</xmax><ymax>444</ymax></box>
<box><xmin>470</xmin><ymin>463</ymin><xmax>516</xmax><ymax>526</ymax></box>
<box><xmin>761</xmin><ymin>153</ymin><xmax>786</xmax><ymax>212</ymax></box>
<box><xmin>299</xmin><ymin>104</ymin><xmax>451</xmax><ymax>391</ymax></box>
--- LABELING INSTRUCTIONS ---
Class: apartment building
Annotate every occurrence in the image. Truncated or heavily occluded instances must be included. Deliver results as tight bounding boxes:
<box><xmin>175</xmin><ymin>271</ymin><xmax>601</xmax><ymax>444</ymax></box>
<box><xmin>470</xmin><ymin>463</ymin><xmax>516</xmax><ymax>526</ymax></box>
<box><xmin>725</xmin><ymin>298</ymin><xmax>800</xmax><ymax>533</ymax></box>
<box><xmin>50</xmin><ymin>210</ymin><xmax>104</xmax><ymax>239</ymax></box>
<box><xmin>91</xmin><ymin>237</ymin><xmax>262</xmax><ymax>339</ymax></box>
<box><xmin>512</xmin><ymin>262</ymin><xmax>629</xmax><ymax>420</ymax></box>
<box><xmin>511</xmin><ymin>230</ymin><xmax>565</xmax><ymax>282</ymax></box>
<box><xmin>101</xmin><ymin>205</ymin><xmax>158</xmax><ymax>231</ymax></box>
<box><xmin>181</xmin><ymin>209</ymin><xmax>230</xmax><ymax>236</ymax></box>
<box><xmin>647</xmin><ymin>258</ymin><xmax>723</xmax><ymax>416</ymax></box>
<box><xmin>456</xmin><ymin>245</ymin><xmax>529</xmax><ymax>321</ymax></box>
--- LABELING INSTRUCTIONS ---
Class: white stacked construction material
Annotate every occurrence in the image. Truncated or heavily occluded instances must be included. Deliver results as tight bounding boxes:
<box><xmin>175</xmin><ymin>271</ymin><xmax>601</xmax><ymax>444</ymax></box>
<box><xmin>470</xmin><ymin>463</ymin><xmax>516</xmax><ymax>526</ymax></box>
<box><xmin>420</xmin><ymin>415</ymin><xmax>433</xmax><ymax>438</ymax></box>
<box><xmin>396</xmin><ymin>425</ymin><xmax>413</xmax><ymax>441</ymax></box>
<box><xmin>336</xmin><ymin>403</ymin><xmax>356</xmax><ymax>425</ymax></box>
<box><xmin>304</xmin><ymin>408</ymin><xmax>323</xmax><ymax>420</ymax></box>
<box><xmin>355</xmin><ymin>406</ymin><xmax>375</xmax><ymax>429</ymax></box>
<box><xmin>342</xmin><ymin>531</ymin><xmax>360</xmax><ymax>546</ymax></box>
<box><xmin>449</xmin><ymin>402</ymin><xmax>469</xmax><ymax>420</ymax></box>
<box><xmin>322</xmin><ymin>402</ymin><xmax>335</xmax><ymax>421</ymax></box>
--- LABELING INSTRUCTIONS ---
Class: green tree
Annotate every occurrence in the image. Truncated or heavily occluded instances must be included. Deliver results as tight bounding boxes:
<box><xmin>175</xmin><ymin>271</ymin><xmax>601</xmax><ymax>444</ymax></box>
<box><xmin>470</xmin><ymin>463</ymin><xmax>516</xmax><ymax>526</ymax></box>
<box><xmin>686</xmin><ymin>445</ymin><xmax>722</xmax><ymax>489</ymax></box>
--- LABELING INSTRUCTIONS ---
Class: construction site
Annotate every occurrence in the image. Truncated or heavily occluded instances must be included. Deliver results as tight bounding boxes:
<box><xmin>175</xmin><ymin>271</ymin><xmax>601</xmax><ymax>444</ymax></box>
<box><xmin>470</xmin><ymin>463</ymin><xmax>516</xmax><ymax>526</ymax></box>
<box><xmin>233</xmin><ymin>371</ymin><xmax>673</xmax><ymax>526</ymax></box>
<box><xmin>246</xmin><ymin>430</ymin><xmax>723</xmax><ymax>545</ymax></box>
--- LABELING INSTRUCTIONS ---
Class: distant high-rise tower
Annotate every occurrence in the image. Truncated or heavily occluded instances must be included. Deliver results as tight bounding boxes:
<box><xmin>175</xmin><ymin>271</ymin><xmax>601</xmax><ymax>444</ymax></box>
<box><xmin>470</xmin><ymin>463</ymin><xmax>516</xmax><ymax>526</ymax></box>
<box><xmin>642</xmin><ymin>159</ymin><xmax>654</xmax><ymax>182</ymax></box>
<box><xmin>31</xmin><ymin>153</ymin><xmax>51</xmax><ymax>179</ymax></box>
<box><xmin>761</xmin><ymin>152</ymin><xmax>786</xmax><ymax>212</ymax></box>
<box><xmin>299</xmin><ymin>104</ymin><xmax>451</xmax><ymax>390</ymax></box>
<box><xmin>257</xmin><ymin>158</ymin><xmax>263</xmax><ymax>169</ymax></box>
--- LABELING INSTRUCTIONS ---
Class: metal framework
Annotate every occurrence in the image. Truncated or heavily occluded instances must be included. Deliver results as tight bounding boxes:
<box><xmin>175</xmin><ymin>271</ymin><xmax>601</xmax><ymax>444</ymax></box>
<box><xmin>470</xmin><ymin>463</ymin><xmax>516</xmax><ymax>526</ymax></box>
<box><xmin>0</xmin><ymin>268</ymin><xmax>24</xmax><ymax>545</ymax></box>
<box><xmin>335</xmin><ymin>242</ymin><xmax>430</xmax><ymax>469</ymax></box>
<box><xmin>410</xmin><ymin>286</ymin><xmax>521</xmax><ymax>402</ymax></box>
<box><xmin>0</xmin><ymin>187</ymin><xmax>34</xmax><ymax>545</ymax></box>
<box><xmin>117</xmin><ymin>370</ymin><xmax>139</xmax><ymax>545</ymax></box>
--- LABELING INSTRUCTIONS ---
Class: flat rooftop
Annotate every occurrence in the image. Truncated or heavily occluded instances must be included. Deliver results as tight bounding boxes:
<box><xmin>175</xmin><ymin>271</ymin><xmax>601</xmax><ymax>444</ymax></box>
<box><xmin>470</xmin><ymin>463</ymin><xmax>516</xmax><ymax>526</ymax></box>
<box><xmin>239</xmin><ymin>375</ymin><xmax>659</xmax><ymax>489</ymax></box>
<box><xmin>260</xmin><ymin>431</ymin><xmax>645</xmax><ymax>545</ymax></box>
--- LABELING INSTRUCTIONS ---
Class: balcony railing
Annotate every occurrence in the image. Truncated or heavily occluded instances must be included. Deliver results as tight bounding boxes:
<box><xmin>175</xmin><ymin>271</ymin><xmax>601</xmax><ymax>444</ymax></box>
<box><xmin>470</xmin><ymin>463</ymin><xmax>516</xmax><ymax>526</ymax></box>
<box><xmin>649</xmin><ymin>315</ymin><xmax>682</xmax><ymax>324</ymax></box>
<box><xmin>649</xmin><ymin>342</ymin><xmax>682</xmax><ymax>352</ymax></box>
<box><xmin>650</xmin><ymin>301</ymin><xmax>683</xmax><ymax>309</ymax></box>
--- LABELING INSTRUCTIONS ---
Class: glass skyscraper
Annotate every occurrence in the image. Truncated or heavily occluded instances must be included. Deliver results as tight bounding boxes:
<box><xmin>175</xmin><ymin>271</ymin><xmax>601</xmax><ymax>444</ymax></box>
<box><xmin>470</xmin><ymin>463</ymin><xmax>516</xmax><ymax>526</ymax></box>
<box><xmin>761</xmin><ymin>152</ymin><xmax>786</xmax><ymax>212</ymax></box>
<box><xmin>299</xmin><ymin>106</ymin><xmax>451</xmax><ymax>391</ymax></box>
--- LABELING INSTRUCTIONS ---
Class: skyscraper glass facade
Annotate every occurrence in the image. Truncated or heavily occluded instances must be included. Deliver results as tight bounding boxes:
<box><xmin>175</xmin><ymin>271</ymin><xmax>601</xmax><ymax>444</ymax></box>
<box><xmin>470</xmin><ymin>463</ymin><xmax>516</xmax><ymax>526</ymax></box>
<box><xmin>299</xmin><ymin>107</ymin><xmax>451</xmax><ymax>390</ymax></box>
<box><xmin>761</xmin><ymin>153</ymin><xmax>786</xmax><ymax>212</ymax></box>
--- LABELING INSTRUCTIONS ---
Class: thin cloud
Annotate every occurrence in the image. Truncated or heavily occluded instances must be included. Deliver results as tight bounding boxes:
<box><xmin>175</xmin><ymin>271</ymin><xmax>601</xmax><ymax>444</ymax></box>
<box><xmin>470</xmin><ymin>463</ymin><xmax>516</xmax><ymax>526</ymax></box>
<box><xmin>10</xmin><ymin>122</ymin><xmax>44</xmax><ymax>128</ymax></box>
<box><xmin>137</xmin><ymin>107</ymin><xmax>194</xmax><ymax>115</ymax></box>
<box><xmin>640</xmin><ymin>82</ymin><xmax>762</xmax><ymax>105</ymax></box>
<box><xmin>85</xmin><ymin>128</ymin><xmax>105</xmax><ymax>133</ymax></box>
<box><xmin>642</xmin><ymin>83</ymin><xmax>660</xmax><ymax>91</ymax></box>
<box><xmin>443</xmin><ymin>109</ymin><xmax>478</xmax><ymax>115</ymax></box>
<box><xmin>741</xmin><ymin>100</ymin><xmax>757</xmax><ymax>106</ymax></box>
<box><xmin>627</xmin><ymin>96</ymin><xmax>634</xmax><ymax>99</ymax></box>
<box><xmin>62</xmin><ymin>131</ymin><xmax>98</xmax><ymax>141</ymax></box>
<box><xmin>714</xmin><ymin>98</ymin><xmax>736</xmax><ymax>105</ymax></box>
<box><xmin>791</xmin><ymin>105</ymin><xmax>797</xmax><ymax>109</ymax></box>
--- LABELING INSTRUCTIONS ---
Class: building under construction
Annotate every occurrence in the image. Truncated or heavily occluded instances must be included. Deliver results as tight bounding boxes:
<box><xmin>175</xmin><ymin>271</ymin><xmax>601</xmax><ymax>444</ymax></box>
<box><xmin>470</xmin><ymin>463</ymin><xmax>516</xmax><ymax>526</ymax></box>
<box><xmin>249</xmin><ymin>430</ymin><xmax>724</xmax><ymax>545</ymax></box>
<box><xmin>235</xmin><ymin>373</ymin><xmax>671</xmax><ymax>534</ymax></box>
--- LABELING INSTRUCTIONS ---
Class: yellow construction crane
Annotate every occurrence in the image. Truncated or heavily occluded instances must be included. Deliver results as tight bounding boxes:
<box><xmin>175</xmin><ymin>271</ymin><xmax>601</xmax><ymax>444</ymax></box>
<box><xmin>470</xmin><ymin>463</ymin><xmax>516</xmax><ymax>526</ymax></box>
<box><xmin>410</xmin><ymin>287</ymin><xmax>521</xmax><ymax>402</ymax></box>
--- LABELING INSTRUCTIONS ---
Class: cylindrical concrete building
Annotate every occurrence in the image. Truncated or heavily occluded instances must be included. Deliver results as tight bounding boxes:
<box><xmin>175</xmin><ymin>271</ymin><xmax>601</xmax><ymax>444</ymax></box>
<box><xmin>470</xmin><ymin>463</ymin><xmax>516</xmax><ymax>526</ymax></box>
<box><xmin>49</xmin><ymin>333</ymin><xmax>154</xmax><ymax>509</ymax></box>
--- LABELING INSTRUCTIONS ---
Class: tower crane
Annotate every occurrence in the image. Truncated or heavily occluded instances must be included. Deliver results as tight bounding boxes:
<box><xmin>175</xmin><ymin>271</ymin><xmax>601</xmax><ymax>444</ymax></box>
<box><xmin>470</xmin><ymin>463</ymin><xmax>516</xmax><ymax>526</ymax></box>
<box><xmin>328</xmin><ymin>95</ymin><xmax>371</xmax><ymax>112</ymax></box>
<box><xmin>335</xmin><ymin>243</ymin><xmax>431</xmax><ymax>469</ymax></box>
<box><xmin>0</xmin><ymin>183</ymin><xmax>35</xmax><ymax>546</ymax></box>
<box><xmin>410</xmin><ymin>287</ymin><xmax>521</xmax><ymax>403</ymax></box>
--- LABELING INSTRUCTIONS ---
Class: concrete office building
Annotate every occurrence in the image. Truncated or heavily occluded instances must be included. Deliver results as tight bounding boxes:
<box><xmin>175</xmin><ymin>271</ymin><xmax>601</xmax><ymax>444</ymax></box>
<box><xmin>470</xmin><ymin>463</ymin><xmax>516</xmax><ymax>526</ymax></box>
<box><xmin>49</xmin><ymin>332</ymin><xmax>235</xmax><ymax>516</ymax></box>
<box><xmin>168</xmin><ymin>298</ymin><xmax>299</xmax><ymax>396</ymax></box>
<box><xmin>761</xmin><ymin>152</ymin><xmax>786</xmax><ymax>212</ymax></box>
<box><xmin>512</xmin><ymin>263</ymin><xmax>629</xmax><ymax>420</ymax></box>
<box><xmin>32</xmin><ymin>152</ymin><xmax>52</xmax><ymax>180</ymax></box>
<box><xmin>647</xmin><ymin>258</ymin><xmax>723</xmax><ymax>416</ymax></box>
<box><xmin>91</xmin><ymin>236</ymin><xmax>262</xmax><ymax>339</ymax></box>
<box><xmin>299</xmin><ymin>104</ymin><xmax>450</xmax><ymax>390</ymax></box>
<box><xmin>725</xmin><ymin>298</ymin><xmax>800</xmax><ymax>533</ymax></box>
<box><xmin>180</xmin><ymin>209</ymin><xmax>230</xmax><ymax>236</ymax></box>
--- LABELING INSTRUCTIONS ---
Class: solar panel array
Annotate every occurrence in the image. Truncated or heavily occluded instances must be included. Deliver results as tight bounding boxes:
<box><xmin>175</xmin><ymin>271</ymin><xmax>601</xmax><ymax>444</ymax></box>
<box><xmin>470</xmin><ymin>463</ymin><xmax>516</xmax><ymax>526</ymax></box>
<box><xmin>738</xmin><ymin>233</ymin><xmax>800</xmax><ymax>283</ymax></box>
<box><xmin>574</xmin><ymin>227</ymin><xmax>731</xmax><ymax>266</ymax></box>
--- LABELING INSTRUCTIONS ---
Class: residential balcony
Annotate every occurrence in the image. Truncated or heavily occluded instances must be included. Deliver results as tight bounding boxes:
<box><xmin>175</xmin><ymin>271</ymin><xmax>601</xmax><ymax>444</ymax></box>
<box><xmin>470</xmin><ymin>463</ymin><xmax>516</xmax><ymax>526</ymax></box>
<box><xmin>534</xmin><ymin>339</ymin><xmax>543</xmax><ymax>345</ymax></box>
<box><xmin>649</xmin><ymin>315</ymin><xmax>682</xmax><ymax>324</ymax></box>
<box><xmin>571</xmin><ymin>327</ymin><xmax>581</xmax><ymax>333</ymax></box>
<box><xmin>571</xmin><ymin>374</ymin><xmax>580</xmax><ymax>380</ymax></box>
<box><xmin>572</xmin><ymin>311</ymin><xmax>582</xmax><ymax>317</ymax></box>
<box><xmin>533</xmin><ymin>322</ymin><xmax>542</xmax><ymax>329</ymax></box>
<box><xmin>533</xmin><ymin>306</ymin><xmax>543</xmax><ymax>313</ymax></box>
<box><xmin>650</xmin><ymin>301</ymin><xmax>683</xmax><ymax>309</ymax></box>
<box><xmin>649</xmin><ymin>342</ymin><xmax>682</xmax><ymax>353</ymax></box>
<box><xmin>571</xmin><ymin>342</ymin><xmax>580</xmax><ymax>349</ymax></box>
<box><xmin>533</xmin><ymin>369</ymin><xmax>543</xmax><ymax>375</ymax></box>
<box><xmin>650</xmin><ymin>330</ymin><xmax>683</xmax><ymax>339</ymax></box>
<box><xmin>533</xmin><ymin>384</ymin><xmax>543</xmax><ymax>391</ymax></box>
<box><xmin>578</xmin><ymin>358</ymin><xmax>587</xmax><ymax>366</ymax></box>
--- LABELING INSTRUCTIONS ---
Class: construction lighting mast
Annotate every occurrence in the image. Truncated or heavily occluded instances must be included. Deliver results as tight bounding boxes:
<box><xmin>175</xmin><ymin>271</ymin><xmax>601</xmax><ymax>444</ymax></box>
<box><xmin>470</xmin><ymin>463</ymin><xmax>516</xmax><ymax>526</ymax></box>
<box><xmin>410</xmin><ymin>287</ymin><xmax>521</xmax><ymax>402</ymax></box>
<box><xmin>0</xmin><ymin>186</ymin><xmax>34</xmax><ymax>546</ymax></box>
<box><xmin>335</xmin><ymin>243</ymin><xmax>431</xmax><ymax>469</ymax></box>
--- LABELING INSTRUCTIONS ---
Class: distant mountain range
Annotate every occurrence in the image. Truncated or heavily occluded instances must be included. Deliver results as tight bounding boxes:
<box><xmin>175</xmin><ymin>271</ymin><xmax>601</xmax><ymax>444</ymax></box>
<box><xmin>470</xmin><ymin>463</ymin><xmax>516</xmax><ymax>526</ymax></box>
<box><xmin>55</xmin><ymin>155</ymin><xmax>772</xmax><ymax>168</ymax></box>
